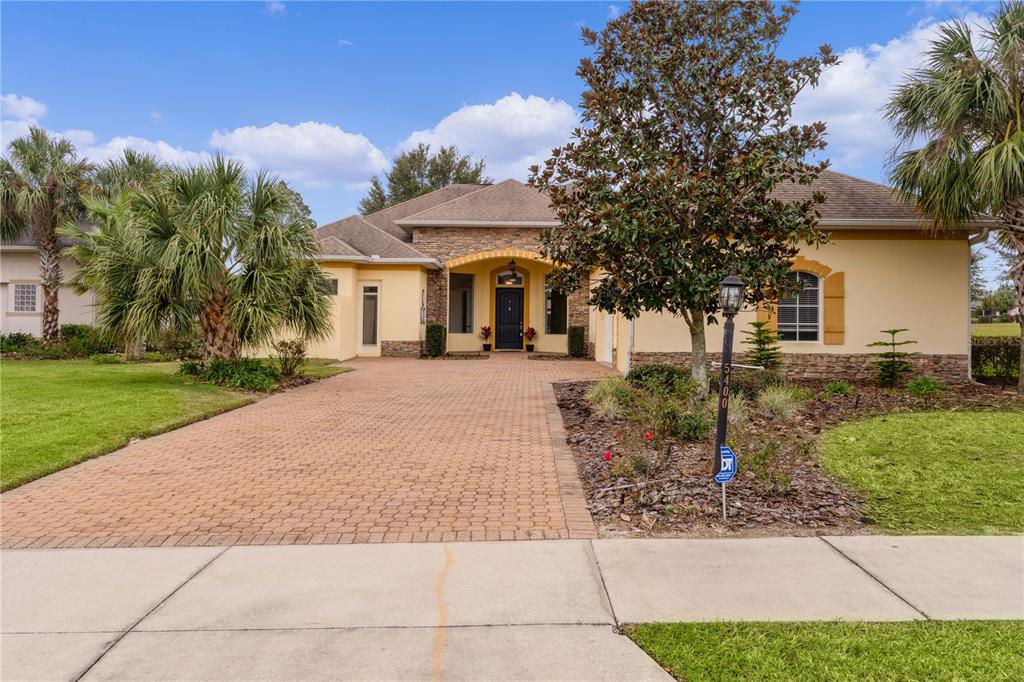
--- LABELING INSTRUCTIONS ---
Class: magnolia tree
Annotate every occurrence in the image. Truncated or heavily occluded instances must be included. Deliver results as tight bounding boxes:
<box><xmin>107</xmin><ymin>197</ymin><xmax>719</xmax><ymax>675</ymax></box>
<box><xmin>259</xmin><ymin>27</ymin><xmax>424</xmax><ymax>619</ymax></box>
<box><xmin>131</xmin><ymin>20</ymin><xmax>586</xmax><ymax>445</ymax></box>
<box><xmin>529</xmin><ymin>0</ymin><xmax>836</xmax><ymax>387</ymax></box>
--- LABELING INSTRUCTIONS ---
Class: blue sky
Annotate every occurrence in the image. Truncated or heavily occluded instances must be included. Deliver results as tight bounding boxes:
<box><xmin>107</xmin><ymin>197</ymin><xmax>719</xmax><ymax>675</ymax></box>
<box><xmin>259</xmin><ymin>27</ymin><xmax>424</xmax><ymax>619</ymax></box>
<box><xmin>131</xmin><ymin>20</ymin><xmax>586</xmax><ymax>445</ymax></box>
<box><xmin>1</xmin><ymin>1</ymin><xmax>1006</xmax><ymax>282</ymax></box>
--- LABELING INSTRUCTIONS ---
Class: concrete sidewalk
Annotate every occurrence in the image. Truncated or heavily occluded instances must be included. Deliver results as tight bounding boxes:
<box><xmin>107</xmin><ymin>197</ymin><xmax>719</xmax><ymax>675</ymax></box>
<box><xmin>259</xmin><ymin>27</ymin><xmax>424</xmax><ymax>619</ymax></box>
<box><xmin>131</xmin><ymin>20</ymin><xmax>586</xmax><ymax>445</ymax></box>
<box><xmin>2</xmin><ymin>536</ymin><xmax>1021</xmax><ymax>681</ymax></box>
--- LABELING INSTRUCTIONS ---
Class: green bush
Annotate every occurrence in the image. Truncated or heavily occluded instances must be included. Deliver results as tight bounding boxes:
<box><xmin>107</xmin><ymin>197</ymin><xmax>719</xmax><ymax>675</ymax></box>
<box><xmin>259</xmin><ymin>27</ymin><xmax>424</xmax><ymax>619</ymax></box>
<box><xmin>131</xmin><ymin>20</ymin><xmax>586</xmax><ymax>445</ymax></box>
<box><xmin>588</xmin><ymin>376</ymin><xmax>635</xmax><ymax>417</ymax></box>
<box><xmin>822</xmin><ymin>379</ymin><xmax>854</xmax><ymax>398</ymax></box>
<box><xmin>179</xmin><ymin>358</ymin><xmax>281</xmax><ymax>392</ymax></box>
<box><xmin>710</xmin><ymin>368</ymin><xmax>785</xmax><ymax>398</ymax></box>
<box><xmin>568</xmin><ymin>325</ymin><xmax>586</xmax><ymax>357</ymax></box>
<box><xmin>149</xmin><ymin>326</ymin><xmax>202</xmax><ymax>360</ymax></box>
<box><xmin>59</xmin><ymin>324</ymin><xmax>116</xmax><ymax>356</ymax></box>
<box><xmin>425</xmin><ymin>324</ymin><xmax>446</xmax><ymax>357</ymax></box>
<box><xmin>1</xmin><ymin>332</ymin><xmax>35</xmax><ymax>353</ymax></box>
<box><xmin>757</xmin><ymin>383</ymin><xmax>808</xmax><ymax>418</ymax></box>
<box><xmin>90</xmin><ymin>353</ymin><xmax>125</xmax><ymax>364</ymax></box>
<box><xmin>971</xmin><ymin>336</ymin><xmax>1019</xmax><ymax>386</ymax></box>
<box><xmin>626</xmin><ymin>363</ymin><xmax>690</xmax><ymax>393</ymax></box>
<box><xmin>743</xmin><ymin>439</ymin><xmax>792</xmax><ymax>495</ymax></box>
<box><xmin>142</xmin><ymin>351</ymin><xmax>174</xmax><ymax>362</ymax></box>
<box><xmin>271</xmin><ymin>339</ymin><xmax>307</xmax><ymax>378</ymax></box>
<box><xmin>908</xmin><ymin>376</ymin><xmax>944</xmax><ymax>399</ymax></box>
<box><xmin>676</xmin><ymin>410</ymin><xmax>712</xmax><ymax>440</ymax></box>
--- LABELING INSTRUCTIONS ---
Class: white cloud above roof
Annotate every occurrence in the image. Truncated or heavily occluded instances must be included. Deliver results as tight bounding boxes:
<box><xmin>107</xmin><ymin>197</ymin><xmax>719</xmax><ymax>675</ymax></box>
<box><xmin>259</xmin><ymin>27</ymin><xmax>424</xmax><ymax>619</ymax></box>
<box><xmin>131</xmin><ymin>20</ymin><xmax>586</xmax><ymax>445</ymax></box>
<box><xmin>1</xmin><ymin>94</ymin><xmax>46</xmax><ymax>122</ymax></box>
<box><xmin>210</xmin><ymin>121</ymin><xmax>388</xmax><ymax>189</ymax></box>
<box><xmin>399</xmin><ymin>92</ymin><xmax>579</xmax><ymax>181</ymax></box>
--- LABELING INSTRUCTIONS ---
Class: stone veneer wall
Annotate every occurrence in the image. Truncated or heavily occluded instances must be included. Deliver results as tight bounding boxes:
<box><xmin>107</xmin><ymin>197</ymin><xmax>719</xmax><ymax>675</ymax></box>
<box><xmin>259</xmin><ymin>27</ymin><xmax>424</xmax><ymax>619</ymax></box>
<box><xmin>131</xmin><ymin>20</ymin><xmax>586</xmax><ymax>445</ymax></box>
<box><xmin>630</xmin><ymin>351</ymin><xmax>970</xmax><ymax>383</ymax></box>
<box><xmin>381</xmin><ymin>340</ymin><xmax>422</xmax><ymax>357</ymax></box>
<box><xmin>411</xmin><ymin>226</ymin><xmax>590</xmax><ymax>349</ymax></box>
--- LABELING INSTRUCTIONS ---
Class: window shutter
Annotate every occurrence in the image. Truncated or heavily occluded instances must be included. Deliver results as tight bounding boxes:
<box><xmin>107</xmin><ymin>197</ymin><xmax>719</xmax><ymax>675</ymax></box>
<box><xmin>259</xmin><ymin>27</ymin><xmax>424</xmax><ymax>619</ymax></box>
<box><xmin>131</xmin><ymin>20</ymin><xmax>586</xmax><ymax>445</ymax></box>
<box><xmin>755</xmin><ymin>305</ymin><xmax>777</xmax><ymax>330</ymax></box>
<box><xmin>823</xmin><ymin>272</ymin><xmax>845</xmax><ymax>345</ymax></box>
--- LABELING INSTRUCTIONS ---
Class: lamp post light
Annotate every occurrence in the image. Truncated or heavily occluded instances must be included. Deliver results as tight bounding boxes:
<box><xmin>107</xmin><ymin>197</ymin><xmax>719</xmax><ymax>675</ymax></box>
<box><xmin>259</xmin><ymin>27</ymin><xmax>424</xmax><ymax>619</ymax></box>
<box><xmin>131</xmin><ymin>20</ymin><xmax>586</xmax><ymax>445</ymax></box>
<box><xmin>713</xmin><ymin>271</ymin><xmax>746</xmax><ymax>477</ymax></box>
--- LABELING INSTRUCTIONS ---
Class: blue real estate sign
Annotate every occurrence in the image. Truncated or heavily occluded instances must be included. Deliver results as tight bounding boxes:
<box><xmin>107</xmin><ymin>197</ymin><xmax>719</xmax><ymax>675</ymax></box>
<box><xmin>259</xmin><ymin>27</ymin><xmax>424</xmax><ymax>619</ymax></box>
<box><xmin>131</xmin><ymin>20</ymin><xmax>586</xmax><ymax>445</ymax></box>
<box><xmin>714</xmin><ymin>446</ymin><xmax>737</xmax><ymax>484</ymax></box>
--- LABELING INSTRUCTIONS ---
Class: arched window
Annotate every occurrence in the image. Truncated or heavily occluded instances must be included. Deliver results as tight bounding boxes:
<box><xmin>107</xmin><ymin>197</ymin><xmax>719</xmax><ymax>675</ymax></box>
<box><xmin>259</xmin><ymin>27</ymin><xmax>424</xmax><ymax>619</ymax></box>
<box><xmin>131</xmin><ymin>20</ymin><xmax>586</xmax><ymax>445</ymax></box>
<box><xmin>778</xmin><ymin>271</ymin><xmax>820</xmax><ymax>341</ymax></box>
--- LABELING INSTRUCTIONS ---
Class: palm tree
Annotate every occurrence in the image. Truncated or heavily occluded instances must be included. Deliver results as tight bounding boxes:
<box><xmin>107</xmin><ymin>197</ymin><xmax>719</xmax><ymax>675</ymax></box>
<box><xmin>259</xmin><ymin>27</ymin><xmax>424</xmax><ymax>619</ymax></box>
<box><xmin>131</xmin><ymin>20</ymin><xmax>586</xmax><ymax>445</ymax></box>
<box><xmin>0</xmin><ymin>127</ymin><xmax>92</xmax><ymax>341</ymax></box>
<box><xmin>885</xmin><ymin>1</ymin><xmax>1024</xmax><ymax>393</ymax></box>
<box><xmin>65</xmin><ymin>156</ymin><xmax>332</xmax><ymax>361</ymax></box>
<box><xmin>92</xmin><ymin>149</ymin><xmax>166</xmax><ymax>197</ymax></box>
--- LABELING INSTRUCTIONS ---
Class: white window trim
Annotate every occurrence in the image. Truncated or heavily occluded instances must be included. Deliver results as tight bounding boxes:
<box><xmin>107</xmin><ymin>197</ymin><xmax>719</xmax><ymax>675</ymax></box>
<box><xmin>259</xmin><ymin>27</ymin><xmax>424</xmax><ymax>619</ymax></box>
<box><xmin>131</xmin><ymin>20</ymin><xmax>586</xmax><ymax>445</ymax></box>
<box><xmin>778</xmin><ymin>272</ymin><xmax>822</xmax><ymax>343</ymax></box>
<box><xmin>9</xmin><ymin>282</ymin><xmax>40</xmax><ymax>314</ymax></box>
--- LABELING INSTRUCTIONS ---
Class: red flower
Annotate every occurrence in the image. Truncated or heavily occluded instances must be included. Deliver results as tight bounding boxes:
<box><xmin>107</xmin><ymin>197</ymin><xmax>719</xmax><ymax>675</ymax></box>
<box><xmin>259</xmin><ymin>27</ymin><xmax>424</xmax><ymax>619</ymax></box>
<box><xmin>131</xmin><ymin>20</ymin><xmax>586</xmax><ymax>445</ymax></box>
<box><xmin>645</xmin><ymin>431</ymin><xmax>653</xmax><ymax>442</ymax></box>
<box><xmin>614</xmin><ymin>432</ymin><xmax>622</xmax><ymax>440</ymax></box>
<box><xmin>604</xmin><ymin>450</ymin><xmax>612</xmax><ymax>462</ymax></box>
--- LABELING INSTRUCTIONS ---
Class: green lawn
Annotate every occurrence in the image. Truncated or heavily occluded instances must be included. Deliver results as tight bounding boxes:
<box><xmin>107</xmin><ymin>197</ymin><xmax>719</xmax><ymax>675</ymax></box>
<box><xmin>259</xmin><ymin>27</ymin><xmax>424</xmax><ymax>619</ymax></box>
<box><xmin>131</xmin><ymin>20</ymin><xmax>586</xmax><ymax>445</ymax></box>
<box><xmin>0</xmin><ymin>360</ymin><xmax>254</xmax><ymax>490</ymax></box>
<box><xmin>626</xmin><ymin>621</ymin><xmax>1023</xmax><ymax>682</ymax></box>
<box><xmin>819</xmin><ymin>412</ymin><xmax>1024</xmax><ymax>533</ymax></box>
<box><xmin>972</xmin><ymin>322</ymin><xmax>1021</xmax><ymax>337</ymax></box>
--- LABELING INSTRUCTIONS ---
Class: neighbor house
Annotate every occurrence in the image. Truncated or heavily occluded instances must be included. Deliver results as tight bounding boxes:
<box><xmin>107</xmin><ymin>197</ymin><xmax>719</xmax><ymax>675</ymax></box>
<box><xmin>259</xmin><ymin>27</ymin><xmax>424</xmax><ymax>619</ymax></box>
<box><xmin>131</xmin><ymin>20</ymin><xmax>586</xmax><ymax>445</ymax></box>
<box><xmin>0</xmin><ymin>233</ymin><xmax>95</xmax><ymax>336</ymax></box>
<box><xmin>310</xmin><ymin>171</ymin><xmax>989</xmax><ymax>382</ymax></box>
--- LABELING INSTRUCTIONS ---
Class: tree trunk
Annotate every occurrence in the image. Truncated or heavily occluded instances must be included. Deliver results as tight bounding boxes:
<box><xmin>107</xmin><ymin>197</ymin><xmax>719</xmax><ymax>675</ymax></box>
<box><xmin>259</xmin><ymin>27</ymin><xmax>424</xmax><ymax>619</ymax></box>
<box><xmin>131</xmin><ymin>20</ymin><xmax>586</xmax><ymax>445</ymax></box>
<box><xmin>686</xmin><ymin>308</ymin><xmax>709</xmax><ymax>391</ymax></box>
<box><xmin>199</xmin><ymin>286</ymin><xmax>239</xmax><ymax>362</ymax></box>
<box><xmin>124</xmin><ymin>337</ymin><xmax>144</xmax><ymax>361</ymax></box>
<box><xmin>1002</xmin><ymin>199</ymin><xmax>1024</xmax><ymax>395</ymax></box>
<box><xmin>36</xmin><ymin>220</ymin><xmax>62</xmax><ymax>343</ymax></box>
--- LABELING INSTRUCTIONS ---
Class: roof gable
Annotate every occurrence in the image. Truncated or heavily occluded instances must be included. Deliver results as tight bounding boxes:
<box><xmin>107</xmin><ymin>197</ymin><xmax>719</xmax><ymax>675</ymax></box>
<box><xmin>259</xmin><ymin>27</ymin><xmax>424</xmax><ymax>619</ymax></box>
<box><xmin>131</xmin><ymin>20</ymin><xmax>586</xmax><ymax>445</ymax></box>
<box><xmin>397</xmin><ymin>179</ymin><xmax>559</xmax><ymax>225</ymax></box>
<box><xmin>315</xmin><ymin>215</ymin><xmax>431</xmax><ymax>260</ymax></box>
<box><xmin>362</xmin><ymin>184</ymin><xmax>486</xmax><ymax>239</ymax></box>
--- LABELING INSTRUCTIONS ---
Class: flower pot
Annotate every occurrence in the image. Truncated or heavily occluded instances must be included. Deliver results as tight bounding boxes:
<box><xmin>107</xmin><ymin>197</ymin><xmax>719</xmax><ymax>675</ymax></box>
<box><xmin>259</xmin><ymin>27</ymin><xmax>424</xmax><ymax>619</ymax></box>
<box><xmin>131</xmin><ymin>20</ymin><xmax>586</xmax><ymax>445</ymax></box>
<box><xmin>526</xmin><ymin>344</ymin><xmax>535</xmax><ymax>352</ymax></box>
<box><xmin>482</xmin><ymin>343</ymin><xmax>491</xmax><ymax>351</ymax></box>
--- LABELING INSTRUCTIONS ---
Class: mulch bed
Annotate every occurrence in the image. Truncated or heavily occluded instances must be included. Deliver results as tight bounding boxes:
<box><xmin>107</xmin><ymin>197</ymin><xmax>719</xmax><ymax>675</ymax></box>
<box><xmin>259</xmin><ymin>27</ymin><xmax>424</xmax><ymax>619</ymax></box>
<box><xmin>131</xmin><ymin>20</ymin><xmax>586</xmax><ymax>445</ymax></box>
<box><xmin>553</xmin><ymin>379</ymin><xmax>1023</xmax><ymax>538</ymax></box>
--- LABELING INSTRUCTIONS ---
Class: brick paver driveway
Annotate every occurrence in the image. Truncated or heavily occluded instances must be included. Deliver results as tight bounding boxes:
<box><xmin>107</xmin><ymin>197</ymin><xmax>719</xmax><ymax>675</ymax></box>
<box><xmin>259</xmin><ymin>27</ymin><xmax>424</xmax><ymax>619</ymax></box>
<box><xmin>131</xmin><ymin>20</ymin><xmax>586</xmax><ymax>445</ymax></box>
<box><xmin>1</xmin><ymin>355</ymin><xmax>608</xmax><ymax>548</ymax></box>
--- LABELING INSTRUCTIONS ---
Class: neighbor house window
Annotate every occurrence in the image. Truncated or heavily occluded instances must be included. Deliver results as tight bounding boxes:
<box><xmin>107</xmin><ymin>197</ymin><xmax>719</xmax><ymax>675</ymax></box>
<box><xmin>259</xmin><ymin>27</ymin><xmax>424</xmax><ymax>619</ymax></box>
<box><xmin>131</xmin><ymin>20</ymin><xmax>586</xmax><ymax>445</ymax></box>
<box><xmin>545</xmin><ymin>289</ymin><xmax>567</xmax><ymax>334</ymax></box>
<box><xmin>448</xmin><ymin>273</ymin><xmax>474</xmax><ymax>333</ymax></box>
<box><xmin>12</xmin><ymin>283</ymin><xmax>37</xmax><ymax>312</ymax></box>
<box><xmin>777</xmin><ymin>271</ymin><xmax>819</xmax><ymax>341</ymax></box>
<box><xmin>361</xmin><ymin>285</ymin><xmax>379</xmax><ymax>345</ymax></box>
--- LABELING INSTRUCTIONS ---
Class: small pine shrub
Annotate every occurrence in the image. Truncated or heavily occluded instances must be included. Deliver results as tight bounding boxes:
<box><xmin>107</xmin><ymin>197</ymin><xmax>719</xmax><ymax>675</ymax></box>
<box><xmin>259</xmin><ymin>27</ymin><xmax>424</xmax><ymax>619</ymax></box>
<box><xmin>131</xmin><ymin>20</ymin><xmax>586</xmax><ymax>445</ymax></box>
<box><xmin>907</xmin><ymin>376</ymin><xmax>944</xmax><ymax>399</ymax></box>
<box><xmin>567</xmin><ymin>325</ymin><xmax>586</xmax><ymax>357</ymax></box>
<box><xmin>272</xmin><ymin>339</ymin><xmax>307</xmax><ymax>378</ymax></box>
<box><xmin>867</xmin><ymin>328</ymin><xmax>917</xmax><ymax>387</ymax></box>
<box><xmin>741</xmin><ymin>320</ymin><xmax>782</xmax><ymax>370</ymax></box>
<box><xmin>756</xmin><ymin>383</ymin><xmax>807</xmax><ymax>418</ymax></box>
<box><xmin>588</xmin><ymin>376</ymin><xmax>635</xmax><ymax>417</ymax></box>
<box><xmin>822</xmin><ymin>379</ymin><xmax>854</xmax><ymax>398</ymax></box>
<box><xmin>425</xmin><ymin>324</ymin><xmax>447</xmax><ymax>357</ymax></box>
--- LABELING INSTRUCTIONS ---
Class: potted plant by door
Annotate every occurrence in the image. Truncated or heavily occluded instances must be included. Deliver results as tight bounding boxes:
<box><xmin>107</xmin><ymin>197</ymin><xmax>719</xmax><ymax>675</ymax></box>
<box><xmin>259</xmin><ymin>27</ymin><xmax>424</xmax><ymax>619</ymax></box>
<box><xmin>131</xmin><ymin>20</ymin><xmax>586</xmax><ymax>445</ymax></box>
<box><xmin>524</xmin><ymin>326</ymin><xmax>537</xmax><ymax>352</ymax></box>
<box><xmin>480</xmin><ymin>325</ymin><xmax>492</xmax><ymax>351</ymax></box>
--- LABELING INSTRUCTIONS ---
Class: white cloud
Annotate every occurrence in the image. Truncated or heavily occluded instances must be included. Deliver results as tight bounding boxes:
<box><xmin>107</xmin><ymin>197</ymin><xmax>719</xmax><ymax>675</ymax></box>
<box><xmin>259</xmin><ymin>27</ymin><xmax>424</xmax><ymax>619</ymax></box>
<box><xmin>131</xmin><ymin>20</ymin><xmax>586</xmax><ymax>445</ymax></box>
<box><xmin>82</xmin><ymin>136</ymin><xmax>211</xmax><ymax>168</ymax></box>
<box><xmin>399</xmin><ymin>92</ymin><xmax>579</xmax><ymax>180</ymax></box>
<box><xmin>607</xmin><ymin>5</ymin><xmax>622</xmax><ymax>20</ymax></box>
<box><xmin>1</xmin><ymin>94</ymin><xmax>46</xmax><ymax>122</ymax></box>
<box><xmin>210</xmin><ymin>121</ymin><xmax>388</xmax><ymax>189</ymax></box>
<box><xmin>150</xmin><ymin>111</ymin><xmax>163</xmax><ymax>121</ymax></box>
<box><xmin>264</xmin><ymin>1</ymin><xmax>286</xmax><ymax>16</ymax></box>
<box><xmin>792</xmin><ymin>13</ymin><xmax>988</xmax><ymax>176</ymax></box>
<box><xmin>337</xmin><ymin>38</ymin><xmax>353</xmax><ymax>47</ymax></box>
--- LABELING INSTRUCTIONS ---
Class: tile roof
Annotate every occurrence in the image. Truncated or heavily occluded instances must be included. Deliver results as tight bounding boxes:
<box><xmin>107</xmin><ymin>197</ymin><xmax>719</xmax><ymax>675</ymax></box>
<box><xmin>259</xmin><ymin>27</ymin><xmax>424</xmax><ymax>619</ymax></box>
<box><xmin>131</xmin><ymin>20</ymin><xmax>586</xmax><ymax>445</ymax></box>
<box><xmin>315</xmin><ymin>215</ymin><xmax>432</xmax><ymax>261</ymax></box>
<box><xmin>362</xmin><ymin>184</ymin><xmax>484</xmax><ymax>240</ymax></box>
<box><xmin>397</xmin><ymin>179</ymin><xmax>559</xmax><ymax>224</ymax></box>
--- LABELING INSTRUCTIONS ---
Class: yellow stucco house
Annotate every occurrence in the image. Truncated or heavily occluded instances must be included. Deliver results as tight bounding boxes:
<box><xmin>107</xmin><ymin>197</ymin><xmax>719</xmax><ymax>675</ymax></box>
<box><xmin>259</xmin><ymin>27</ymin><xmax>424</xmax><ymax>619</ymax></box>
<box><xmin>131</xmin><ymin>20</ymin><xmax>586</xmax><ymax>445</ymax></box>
<box><xmin>309</xmin><ymin>171</ymin><xmax>987</xmax><ymax>382</ymax></box>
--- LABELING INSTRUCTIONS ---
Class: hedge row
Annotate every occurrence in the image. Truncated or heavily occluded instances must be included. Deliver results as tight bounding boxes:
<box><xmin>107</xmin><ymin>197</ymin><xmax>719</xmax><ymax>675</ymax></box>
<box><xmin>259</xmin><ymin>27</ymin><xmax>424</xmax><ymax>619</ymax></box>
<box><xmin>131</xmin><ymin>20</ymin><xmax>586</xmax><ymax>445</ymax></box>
<box><xmin>971</xmin><ymin>336</ymin><xmax>1020</xmax><ymax>385</ymax></box>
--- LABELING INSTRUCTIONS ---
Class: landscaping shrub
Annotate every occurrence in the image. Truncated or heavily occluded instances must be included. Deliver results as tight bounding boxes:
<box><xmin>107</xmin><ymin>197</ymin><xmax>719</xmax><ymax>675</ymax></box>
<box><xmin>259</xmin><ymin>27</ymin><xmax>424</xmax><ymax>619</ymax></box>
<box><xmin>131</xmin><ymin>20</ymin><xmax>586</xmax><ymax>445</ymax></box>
<box><xmin>710</xmin><ymin>368</ymin><xmax>784</xmax><ymax>398</ymax></box>
<box><xmin>425</xmin><ymin>324</ymin><xmax>446</xmax><ymax>357</ymax></box>
<box><xmin>588</xmin><ymin>375</ymin><xmax>635</xmax><ymax>417</ymax></box>
<box><xmin>756</xmin><ymin>383</ymin><xmax>807</xmax><ymax>418</ymax></box>
<box><xmin>676</xmin><ymin>409</ymin><xmax>712</xmax><ymax>440</ymax></box>
<box><xmin>740</xmin><ymin>320</ymin><xmax>782</xmax><ymax>370</ymax></box>
<box><xmin>179</xmin><ymin>358</ymin><xmax>281</xmax><ymax>392</ymax></box>
<box><xmin>1</xmin><ymin>332</ymin><xmax>35</xmax><ymax>354</ymax></box>
<box><xmin>271</xmin><ymin>339</ymin><xmax>307</xmax><ymax>378</ymax></box>
<box><xmin>59</xmin><ymin>324</ymin><xmax>116</xmax><ymax>356</ymax></box>
<box><xmin>90</xmin><ymin>353</ymin><xmax>125</xmax><ymax>364</ymax></box>
<box><xmin>971</xmin><ymin>336</ymin><xmax>1020</xmax><ymax>386</ymax></box>
<box><xmin>822</xmin><ymin>379</ymin><xmax>854</xmax><ymax>399</ymax></box>
<box><xmin>908</xmin><ymin>376</ymin><xmax>944</xmax><ymax>399</ymax></box>
<box><xmin>742</xmin><ymin>439</ymin><xmax>792</xmax><ymax>495</ymax></box>
<box><xmin>867</xmin><ymin>328</ymin><xmax>917</xmax><ymax>387</ymax></box>
<box><xmin>149</xmin><ymin>326</ymin><xmax>202</xmax><ymax>360</ymax></box>
<box><xmin>568</xmin><ymin>325</ymin><xmax>586</xmax><ymax>357</ymax></box>
<box><xmin>626</xmin><ymin>363</ymin><xmax>691</xmax><ymax>393</ymax></box>
<box><xmin>142</xmin><ymin>351</ymin><xmax>174</xmax><ymax>362</ymax></box>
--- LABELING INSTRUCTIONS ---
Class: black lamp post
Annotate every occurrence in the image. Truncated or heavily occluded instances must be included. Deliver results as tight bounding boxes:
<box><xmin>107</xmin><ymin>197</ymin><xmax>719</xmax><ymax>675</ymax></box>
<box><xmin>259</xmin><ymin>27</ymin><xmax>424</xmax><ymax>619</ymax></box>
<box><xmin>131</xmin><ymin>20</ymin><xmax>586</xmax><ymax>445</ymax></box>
<box><xmin>713</xmin><ymin>271</ymin><xmax>746</xmax><ymax>475</ymax></box>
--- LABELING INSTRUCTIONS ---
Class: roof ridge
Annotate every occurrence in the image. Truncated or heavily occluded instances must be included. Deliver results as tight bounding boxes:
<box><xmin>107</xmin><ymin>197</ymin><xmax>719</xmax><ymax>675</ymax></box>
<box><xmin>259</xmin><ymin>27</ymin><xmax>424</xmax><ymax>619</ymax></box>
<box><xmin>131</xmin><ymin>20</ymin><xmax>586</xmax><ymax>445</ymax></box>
<box><xmin>822</xmin><ymin>168</ymin><xmax>898</xmax><ymax>193</ymax></box>
<box><xmin>401</xmin><ymin>183</ymin><xmax>501</xmax><ymax>221</ymax></box>
<box><xmin>364</xmin><ymin>182</ymin><xmax>490</xmax><ymax>218</ymax></box>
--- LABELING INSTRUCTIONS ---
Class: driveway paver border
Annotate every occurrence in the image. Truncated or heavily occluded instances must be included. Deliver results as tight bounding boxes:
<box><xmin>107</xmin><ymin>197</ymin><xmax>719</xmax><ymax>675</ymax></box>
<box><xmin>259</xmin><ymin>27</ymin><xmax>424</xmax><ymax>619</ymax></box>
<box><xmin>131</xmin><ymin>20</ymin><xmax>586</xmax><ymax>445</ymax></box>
<box><xmin>543</xmin><ymin>382</ymin><xmax>597</xmax><ymax>539</ymax></box>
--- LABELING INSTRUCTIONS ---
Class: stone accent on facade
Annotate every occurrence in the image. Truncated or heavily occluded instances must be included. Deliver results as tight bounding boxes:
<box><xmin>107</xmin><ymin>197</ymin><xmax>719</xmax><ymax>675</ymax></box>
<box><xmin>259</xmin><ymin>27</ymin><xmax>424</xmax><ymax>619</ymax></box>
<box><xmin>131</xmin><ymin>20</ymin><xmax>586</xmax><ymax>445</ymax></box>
<box><xmin>568</xmin><ymin>285</ymin><xmax>591</xmax><ymax>356</ymax></box>
<box><xmin>411</xmin><ymin>227</ymin><xmax>547</xmax><ymax>262</ymax></box>
<box><xmin>381</xmin><ymin>340</ymin><xmax>422</xmax><ymax>357</ymax></box>
<box><xmin>630</xmin><ymin>351</ymin><xmax>970</xmax><ymax>383</ymax></box>
<box><xmin>425</xmin><ymin>269</ymin><xmax>448</xmax><ymax>327</ymax></box>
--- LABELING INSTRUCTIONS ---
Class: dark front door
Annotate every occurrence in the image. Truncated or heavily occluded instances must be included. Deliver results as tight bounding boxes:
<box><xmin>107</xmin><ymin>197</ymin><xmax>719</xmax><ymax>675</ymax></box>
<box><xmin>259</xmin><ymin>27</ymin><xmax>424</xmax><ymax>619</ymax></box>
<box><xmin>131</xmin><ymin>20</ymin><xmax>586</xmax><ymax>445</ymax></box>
<box><xmin>495</xmin><ymin>288</ymin><xmax>524</xmax><ymax>350</ymax></box>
